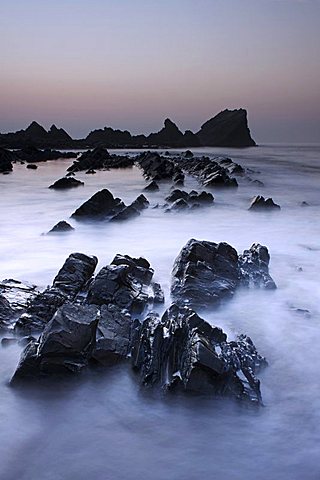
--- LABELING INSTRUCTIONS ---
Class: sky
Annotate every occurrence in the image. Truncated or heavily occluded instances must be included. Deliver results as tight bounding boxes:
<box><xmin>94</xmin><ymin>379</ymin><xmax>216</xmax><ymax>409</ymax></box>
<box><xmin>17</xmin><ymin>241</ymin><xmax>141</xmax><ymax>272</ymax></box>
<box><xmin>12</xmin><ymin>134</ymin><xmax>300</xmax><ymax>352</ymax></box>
<box><xmin>0</xmin><ymin>0</ymin><xmax>319</xmax><ymax>142</ymax></box>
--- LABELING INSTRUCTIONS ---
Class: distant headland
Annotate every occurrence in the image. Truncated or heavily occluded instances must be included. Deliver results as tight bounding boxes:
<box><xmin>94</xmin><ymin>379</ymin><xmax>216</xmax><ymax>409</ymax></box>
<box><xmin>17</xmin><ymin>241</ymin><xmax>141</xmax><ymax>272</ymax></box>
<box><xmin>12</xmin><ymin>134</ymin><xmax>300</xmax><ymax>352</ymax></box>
<box><xmin>0</xmin><ymin>108</ymin><xmax>256</xmax><ymax>149</ymax></box>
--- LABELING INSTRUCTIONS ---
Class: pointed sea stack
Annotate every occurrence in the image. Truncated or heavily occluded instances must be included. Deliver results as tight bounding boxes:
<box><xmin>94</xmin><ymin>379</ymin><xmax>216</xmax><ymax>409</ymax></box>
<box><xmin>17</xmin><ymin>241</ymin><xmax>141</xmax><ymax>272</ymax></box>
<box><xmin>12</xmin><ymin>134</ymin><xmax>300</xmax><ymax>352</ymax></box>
<box><xmin>196</xmin><ymin>109</ymin><xmax>256</xmax><ymax>147</ymax></box>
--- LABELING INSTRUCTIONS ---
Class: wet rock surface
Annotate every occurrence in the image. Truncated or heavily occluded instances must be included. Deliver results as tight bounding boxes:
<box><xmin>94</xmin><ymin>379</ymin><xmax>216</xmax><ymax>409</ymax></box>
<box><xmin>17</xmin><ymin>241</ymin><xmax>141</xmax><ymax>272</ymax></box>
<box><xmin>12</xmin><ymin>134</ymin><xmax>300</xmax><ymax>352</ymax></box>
<box><xmin>15</xmin><ymin>146</ymin><xmax>77</xmax><ymax>163</ymax></box>
<box><xmin>15</xmin><ymin>253</ymin><xmax>97</xmax><ymax>333</ymax></box>
<box><xmin>165</xmin><ymin>189</ymin><xmax>214</xmax><ymax>211</ymax></box>
<box><xmin>131</xmin><ymin>304</ymin><xmax>266</xmax><ymax>404</ymax></box>
<box><xmin>136</xmin><ymin>151</ymin><xmax>183</xmax><ymax>181</ymax></box>
<box><xmin>171</xmin><ymin>239</ymin><xmax>276</xmax><ymax>308</ymax></box>
<box><xmin>0</xmin><ymin>148</ymin><xmax>15</xmax><ymax>173</ymax></box>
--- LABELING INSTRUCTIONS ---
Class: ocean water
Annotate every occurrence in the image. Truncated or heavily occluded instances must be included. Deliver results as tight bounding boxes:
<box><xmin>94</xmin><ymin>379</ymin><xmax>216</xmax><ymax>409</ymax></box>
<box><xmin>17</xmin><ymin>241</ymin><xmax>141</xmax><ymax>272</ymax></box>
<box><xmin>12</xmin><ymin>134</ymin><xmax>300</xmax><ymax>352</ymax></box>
<box><xmin>0</xmin><ymin>144</ymin><xmax>320</xmax><ymax>480</ymax></box>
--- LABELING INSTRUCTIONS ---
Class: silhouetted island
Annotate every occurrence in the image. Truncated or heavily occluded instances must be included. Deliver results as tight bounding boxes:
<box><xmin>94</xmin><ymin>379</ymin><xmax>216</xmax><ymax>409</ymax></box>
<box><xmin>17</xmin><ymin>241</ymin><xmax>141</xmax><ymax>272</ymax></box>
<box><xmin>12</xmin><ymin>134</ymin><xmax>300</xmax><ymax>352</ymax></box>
<box><xmin>0</xmin><ymin>108</ymin><xmax>256</xmax><ymax>149</ymax></box>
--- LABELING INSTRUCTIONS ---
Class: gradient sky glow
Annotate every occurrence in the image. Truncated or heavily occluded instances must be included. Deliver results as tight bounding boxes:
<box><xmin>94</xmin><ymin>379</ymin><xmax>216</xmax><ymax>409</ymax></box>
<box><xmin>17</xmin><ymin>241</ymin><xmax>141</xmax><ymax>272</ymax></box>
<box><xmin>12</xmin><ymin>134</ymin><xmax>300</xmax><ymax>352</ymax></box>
<box><xmin>1</xmin><ymin>0</ymin><xmax>320</xmax><ymax>142</ymax></box>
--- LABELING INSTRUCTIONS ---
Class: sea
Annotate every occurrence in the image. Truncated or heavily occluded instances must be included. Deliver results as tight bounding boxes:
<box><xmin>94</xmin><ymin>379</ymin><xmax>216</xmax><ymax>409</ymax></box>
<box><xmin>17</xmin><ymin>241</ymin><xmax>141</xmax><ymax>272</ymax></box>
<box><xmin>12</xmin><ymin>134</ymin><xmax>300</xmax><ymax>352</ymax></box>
<box><xmin>0</xmin><ymin>144</ymin><xmax>320</xmax><ymax>480</ymax></box>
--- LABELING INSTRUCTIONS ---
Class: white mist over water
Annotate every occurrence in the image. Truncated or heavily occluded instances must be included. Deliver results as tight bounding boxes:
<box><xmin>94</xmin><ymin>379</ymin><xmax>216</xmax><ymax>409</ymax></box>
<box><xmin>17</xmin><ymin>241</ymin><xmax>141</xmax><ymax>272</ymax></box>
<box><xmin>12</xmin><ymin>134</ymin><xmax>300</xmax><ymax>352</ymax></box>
<box><xmin>0</xmin><ymin>144</ymin><xmax>320</xmax><ymax>480</ymax></box>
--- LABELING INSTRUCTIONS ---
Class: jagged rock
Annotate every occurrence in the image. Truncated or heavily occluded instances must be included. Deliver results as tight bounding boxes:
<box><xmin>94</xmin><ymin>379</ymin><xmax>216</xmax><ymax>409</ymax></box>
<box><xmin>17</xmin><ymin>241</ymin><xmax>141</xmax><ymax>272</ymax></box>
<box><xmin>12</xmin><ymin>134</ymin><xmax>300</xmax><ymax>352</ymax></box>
<box><xmin>15</xmin><ymin>253</ymin><xmax>97</xmax><ymax>332</ymax></box>
<box><xmin>249</xmin><ymin>195</ymin><xmax>280</xmax><ymax>211</ymax></box>
<box><xmin>169</xmin><ymin>198</ymin><xmax>189</xmax><ymax>211</ymax></box>
<box><xmin>189</xmin><ymin>191</ymin><xmax>214</xmax><ymax>204</ymax></box>
<box><xmin>239</xmin><ymin>244</ymin><xmax>277</xmax><ymax>289</ymax></box>
<box><xmin>86</xmin><ymin>168</ymin><xmax>96</xmax><ymax>174</ymax></box>
<box><xmin>48</xmin><ymin>221</ymin><xmax>74</xmax><ymax>233</ymax></box>
<box><xmin>0</xmin><ymin>148</ymin><xmax>15</xmax><ymax>173</ymax></box>
<box><xmin>130</xmin><ymin>194</ymin><xmax>149</xmax><ymax>211</ymax></box>
<box><xmin>136</xmin><ymin>151</ymin><xmax>183</xmax><ymax>181</ymax></box>
<box><xmin>26</xmin><ymin>164</ymin><xmax>37</xmax><ymax>170</ymax></box>
<box><xmin>171</xmin><ymin>239</ymin><xmax>239</xmax><ymax>308</ymax></box>
<box><xmin>67</xmin><ymin>147</ymin><xmax>111</xmax><ymax>172</ymax></box>
<box><xmin>0</xmin><ymin>122</ymin><xmax>78</xmax><ymax>149</ymax></box>
<box><xmin>12</xmin><ymin>303</ymin><xmax>99</xmax><ymax>380</ymax></box>
<box><xmin>0</xmin><ymin>279</ymin><xmax>38</xmax><ymax>311</ymax></box>
<box><xmin>147</xmin><ymin>119</ymin><xmax>184</xmax><ymax>147</ymax></box>
<box><xmin>71</xmin><ymin>189</ymin><xmax>125</xmax><ymax>220</ymax></box>
<box><xmin>49</xmin><ymin>177</ymin><xmax>84</xmax><ymax>189</ymax></box>
<box><xmin>0</xmin><ymin>294</ymin><xmax>16</xmax><ymax>329</ymax></box>
<box><xmin>88</xmin><ymin>254</ymin><xmax>155</xmax><ymax>314</ymax></box>
<box><xmin>151</xmin><ymin>282</ymin><xmax>165</xmax><ymax>304</ymax></box>
<box><xmin>184</xmin><ymin>150</ymin><xmax>194</xmax><ymax>158</ymax></box>
<box><xmin>166</xmin><ymin>189</ymin><xmax>214</xmax><ymax>207</ymax></box>
<box><xmin>219</xmin><ymin>158</ymin><xmax>245</xmax><ymax>176</ymax></box>
<box><xmin>196</xmin><ymin>109</ymin><xmax>256</xmax><ymax>147</ymax></box>
<box><xmin>131</xmin><ymin>304</ymin><xmax>266</xmax><ymax>403</ymax></box>
<box><xmin>165</xmin><ymin>189</ymin><xmax>189</xmax><ymax>203</ymax></box>
<box><xmin>144</xmin><ymin>180</ymin><xmax>159</xmax><ymax>192</ymax></box>
<box><xmin>110</xmin><ymin>205</ymin><xmax>140</xmax><ymax>222</ymax></box>
<box><xmin>203</xmin><ymin>171</ymin><xmax>238</xmax><ymax>188</ymax></box>
<box><xmin>92</xmin><ymin>305</ymin><xmax>133</xmax><ymax>365</ymax></box>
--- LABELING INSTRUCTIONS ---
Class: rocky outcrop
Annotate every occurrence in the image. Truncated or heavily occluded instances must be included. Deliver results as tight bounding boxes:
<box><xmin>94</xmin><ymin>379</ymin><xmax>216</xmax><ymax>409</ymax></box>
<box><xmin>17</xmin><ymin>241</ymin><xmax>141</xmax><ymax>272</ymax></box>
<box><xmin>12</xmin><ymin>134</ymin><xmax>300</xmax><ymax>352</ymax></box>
<box><xmin>0</xmin><ymin>148</ymin><xmax>15</xmax><ymax>173</ymax></box>
<box><xmin>67</xmin><ymin>147</ymin><xmax>134</xmax><ymax>173</ymax></box>
<box><xmin>110</xmin><ymin>194</ymin><xmax>149</xmax><ymax>222</ymax></box>
<box><xmin>15</xmin><ymin>253</ymin><xmax>97</xmax><ymax>332</ymax></box>
<box><xmin>249</xmin><ymin>195</ymin><xmax>281</xmax><ymax>211</ymax></box>
<box><xmin>71</xmin><ymin>189</ymin><xmax>125</xmax><ymax>220</ymax></box>
<box><xmin>87</xmin><ymin>254</ymin><xmax>156</xmax><ymax>314</ymax></box>
<box><xmin>196</xmin><ymin>109</ymin><xmax>256</xmax><ymax>147</ymax></box>
<box><xmin>171</xmin><ymin>239</ymin><xmax>276</xmax><ymax>308</ymax></box>
<box><xmin>136</xmin><ymin>151</ymin><xmax>183</xmax><ymax>181</ymax></box>
<box><xmin>131</xmin><ymin>304</ymin><xmax>266</xmax><ymax>403</ymax></box>
<box><xmin>12</xmin><ymin>303</ymin><xmax>99</xmax><ymax>379</ymax></box>
<box><xmin>0</xmin><ymin>294</ymin><xmax>16</xmax><ymax>330</ymax></box>
<box><xmin>147</xmin><ymin>119</ymin><xmax>184</xmax><ymax>147</ymax></box>
<box><xmin>144</xmin><ymin>180</ymin><xmax>159</xmax><ymax>192</ymax></box>
<box><xmin>165</xmin><ymin>189</ymin><xmax>214</xmax><ymax>207</ymax></box>
<box><xmin>48</xmin><ymin>221</ymin><xmax>75</xmax><ymax>234</ymax></box>
<box><xmin>239</xmin><ymin>244</ymin><xmax>277</xmax><ymax>289</ymax></box>
<box><xmin>49</xmin><ymin>177</ymin><xmax>84</xmax><ymax>189</ymax></box>
<box><xmin>176</xmin><ymin>156</ymin><xmax>238</xmax><ymax>188</ymax></box>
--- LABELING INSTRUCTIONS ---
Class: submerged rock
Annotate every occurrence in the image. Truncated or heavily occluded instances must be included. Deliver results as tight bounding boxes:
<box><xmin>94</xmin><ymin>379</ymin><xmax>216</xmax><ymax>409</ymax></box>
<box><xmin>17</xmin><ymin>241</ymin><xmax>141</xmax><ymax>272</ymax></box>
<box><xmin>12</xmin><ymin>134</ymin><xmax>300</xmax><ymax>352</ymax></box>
<box><xmin>131</xmin><ymin>304</ymin><xmax>266</xmax><ymax>403</ymax></box>
<box><xmin>49</xmin><ymin>177</ymin><xmax>84</xmax><ymax>189</ymax></box>
<box><xmin>26</xmin><ymin>164</ymin><xmax>38</xmax><ymax>170</ymax></box>
<box><xmin>249</xmin><ymin>195</ymin><xmax>280</xmax><ymax>211</ymax></box>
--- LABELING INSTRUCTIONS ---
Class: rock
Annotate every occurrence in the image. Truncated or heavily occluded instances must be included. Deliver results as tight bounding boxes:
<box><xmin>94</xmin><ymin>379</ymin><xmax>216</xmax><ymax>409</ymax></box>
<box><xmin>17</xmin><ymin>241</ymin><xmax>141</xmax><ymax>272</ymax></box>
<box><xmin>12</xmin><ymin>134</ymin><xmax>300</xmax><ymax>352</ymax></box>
<box><xmin>165</xmin><ymin>189</ymin><xmax>189</xmax><ymax>203</ymax></box>
<box><xmin>15</xmin><ymin>253</ymin><xmax>97</xmax><ymax>332</ymax></box>
<box><xmin>151</xmin><ymin>282</ymin><xmax>165</xmax><ymax>304</ymax></box>
<box><xmin>92</xmin><ymin>305</ymin><xmax>133</xmax><ymax>365</ymax></box>
<box><xmin>147</xmin><ymin>118</ymin><xmax>184</xmax><ymax>147</ymax></box>
<box><xmin>67</xmin><ymin>147</ymin><xmax>133</xmax><ymax>173</ymax></box>
<box><xmin>0</xmin><ymin>293</ymin><xmax>16</xmax><ymax>329</ymax></box>
<box><xmin>16</xmin><ymin>146</ymin><xmax>77</xmax><ymax>162</ymax></box>
<box><xmin>0</xmin><ymin>279</ymin><xmax>38</xmax><ymax>311</ymax></box>
<box><xmin>249</xmin><ymin>195</ymin><xmax>280</xmax><ymax>211</ymax></box>
<box><xmin>171</xmin><ymin>239</ymin><xmax>239</xmax><ymax>308</ymax></box>
<box><xmin>301</xmin><ymin>201</ymin><xmax>310</xmax><ymax>207</ymax></box>
<box><xmin>1</xmin><ymin>337</ymin><xmax>18</xmax><ymax>347</ymax></box>
<box><xmin>49</xmin><ymin>177</ymin><xmax>84</xmax><ymax>189</ymax></box>
<box><xmin>0</xmin><ymin>148</ymin><xmax>15</xmax><ymax>173</ymax></box>
<box><xmin>239</xmin><ymin>244</ymin><xmax>277</xmax><ymax>289</ymax></box>
<box><xmin>26</xmin><ymin>164</ymin><xmax>37</xmax><ymax>170</ymax></box>
<box><xmin>86</xmin><ymin>169</ymin><xmax>96</xmax><ymax>174</ymax></box>
<box><xmin>165</xmin><ymin>189</ymin><xmax>214</xmax><ymax>211</ymax></box>
<box><xmin>131</xmin><ymin>304</ymin><xmax>266</xmax><ymax>403</ymax></box>
<box><xmin>196</xmin><ymin>109</ymin><xmax>256</xmax><ymax>147</ymax></box>
<box><xmin>130</xmin><ymin>194</ymin><xmax>149</xmax><ymax>211</ymax></box>
<box><xmin>144</xmin><ymin>181</ymin><xmax>159</xmax><ymax>192</ymax></box>
<box><xmin>203</xmin><ymin>170</ymin><xmax>238</xmax><ymax>188</ymax></box>
<box><xmin>189</xmin><ymin>191</ymin><xmax>214</xmax><ymax>204</ymax></box>
<box><xmin>183</xmin><ymin>150</ymin><xmax>194</xmax><ymax>158</ymax></box>
<box><xmin>169</xmin><ymin>198</ymin><xmax>189</xmax><ymax>211</ymax></box>
<box><xmin>176</xmin><ymin>155</ymin><xmax>238</xmax><ymax>188</ymax></box>
<box><xmin>136</xmin><ymin>151</ymin><xmax>183</xmax><ymax>181</ymax></box>
<box><xmin>12</xmin><ymin>303</ymin><xmax>99</xmax><ymax>379</ymax></box>
<box><xmin>87</xmin><ymin>254</ymin><xmax>155</xmax><ymax>314</ymax></box>
<box><xmin>110</xmin><ymin>205</ymin><xmax>140</xmax><ymax>222</ymax></box>
<box><xmin>48</xmin><ymin>221</ymin><xmax>75</xmax><ymax>234</ymax></box>
<box><xmin>71</xmin><ymin>189</ymin><xmax>125</xmax><ymax>220</ymax></box>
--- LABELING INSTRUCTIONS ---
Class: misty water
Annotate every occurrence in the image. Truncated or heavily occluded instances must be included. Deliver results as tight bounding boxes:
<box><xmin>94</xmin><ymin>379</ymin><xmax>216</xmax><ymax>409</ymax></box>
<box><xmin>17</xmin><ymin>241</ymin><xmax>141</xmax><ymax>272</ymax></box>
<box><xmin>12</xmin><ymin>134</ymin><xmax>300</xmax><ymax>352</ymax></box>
<box><xmin>1</xmin><ymin>144</ymin><xmax>320</xmax><ymax>480</ymax></box>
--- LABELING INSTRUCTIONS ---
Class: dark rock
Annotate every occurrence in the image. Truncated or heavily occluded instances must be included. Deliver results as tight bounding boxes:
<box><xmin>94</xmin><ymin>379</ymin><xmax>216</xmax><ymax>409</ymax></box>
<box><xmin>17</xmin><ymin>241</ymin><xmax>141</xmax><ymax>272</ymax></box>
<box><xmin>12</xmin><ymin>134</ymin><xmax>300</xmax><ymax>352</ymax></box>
<box><xmin>92</xmin><ymin>305</ymin><xmax>133</xmax><ymax>365</ymax></box>
<box><xmin>87</xmin><ymin>254</ymin><xmax>155</xmax><ymax>314</ymax></box>
<box><xmin>48</xmin><ymin>221</ymin><xmax>75</xmax><ymax>234</ymax></box>
<box><xmin>171</xmin><ymin>239</ymin><xmax>239</xmax><ymax>308</ymax></box>
<box><xmin>249</xmin><ymin>195</ymin><xmax>280</xmax><ymax>211</ymax></box>
<box><xmin>0</xmin><ymin>293</ymin><xmax>16</xmax><ymax>329</ymax></box>
<box><xmin>184</xmin><ymin>150</ymin><xmax>194</xmax><ymax>158</ymax></box>
<box><xmin>196</xmin><ymin>109</ymin><xmax>256</xmax><ymax>147</ymax></box>
<box><xmin>71</xmin><ymin>189</ymin><xmax>125</xmax><ymax>220</ymax></box>
<box><xmin>86</xmin><ymin>169</ymin><xmax>96</xmax><ymax>174</ymax></box>
<box><xmin>147</xmin><ymin>119</ymin><xmax>184</xmax><ymax>147</ymax></box>
<box><xmin>151</xmin><ymin>282</ymin><xmax>165</xmax><ymax>304</ymax></box>
<box><xmin>144</xmin><ymin>181</ymin><xmax>159</xmax><ymax>192</ymax></box>
<box><xmin>49</xmin><ymin>177</ymin><xmax>84</xmax><ymax>189</ymax></box>
<box><xmin>110</xmin><ymin>205</ymin><xmax>140</xmax><ymax>222</ymax></box>
<box><xmin>12</xmin><ymin>303</ymin><xmax>99</xmax><ymax>379</ymax></box>
<box><xmin>165</xmin><ymin>189</ymin><xmax>214</xmax><ymax>211</ymax></box>
<box><xmin>169</xmin><ymin>198</ymin><xmax>189</xmax><ymax>211</ymax></box>
<box><xmin>165</xmin><ymin>189</ymin><xmax>189</xmax><ymax>203</ymax></box>
<box><xmin>0</xmin><ymin>279</ymin><xmax>38</xmax><ymax>311</ymax></box>
<box><xmin>176</xmin><ymin>156</ymin><xmax>238</xmax><ymax>189</ymax></box>
<box><xmin>26</xmin><ymin>164</ymin><xmax>38</xmax><ymax>170</ymax></box>
<box><xmin>301</xmin><ymin>201</ymin><xmax>310</xmax><ymax>207</ymax></box>
<box><xmin>0</xmin><ymin>148</ymin><xmax>15</xmax><ymax>173</ymax></box>
<box><xmin>131</xmin><ymin>304</ymin><xmax>266</xmax><ymax>403</ymax></box>
<box><xmin>239</xmin><ymin>244</ymin><xmax>277</xmax><ymax>289</ymax></box>
<box><xmin>15</xmin><ymin>253</ymin><xmax>97</xmax><ymax>332</ymax></box>
<box><xmin>67</xmin><ymin>147</ymin><xmax>133</xmax><ymax>173</ymax></box>
<box><xmin>203</xmin><ymin>170</ymin><xmax>238</xmax><ymax>188</ymax></box>
<box><xmin>136</xmin><ymin>151</ymin><xmax>183</xmax><ymax>181</ymax></box>
<box><xmin>189</xmin><ymin>191</ymin><xmax>214</xmax><ymax>204</ymax></box>
<box><xmin>130</xmin><ymin>194</ymin><xmax>149</xmax><ymax>211</ymax></box>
